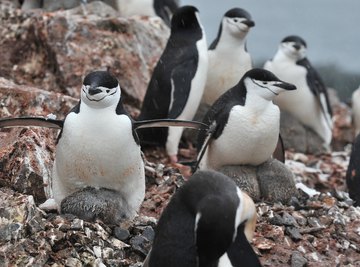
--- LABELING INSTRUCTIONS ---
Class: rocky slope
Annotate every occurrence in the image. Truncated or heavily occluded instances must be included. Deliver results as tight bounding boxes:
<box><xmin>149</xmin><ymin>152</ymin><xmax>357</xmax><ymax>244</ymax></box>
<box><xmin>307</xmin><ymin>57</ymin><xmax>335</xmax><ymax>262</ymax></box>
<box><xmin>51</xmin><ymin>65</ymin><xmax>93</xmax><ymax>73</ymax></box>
<box><xmin>0</xmin><ymin>2</ymin><xmax>359</xmax><ymax>266</ymax></box>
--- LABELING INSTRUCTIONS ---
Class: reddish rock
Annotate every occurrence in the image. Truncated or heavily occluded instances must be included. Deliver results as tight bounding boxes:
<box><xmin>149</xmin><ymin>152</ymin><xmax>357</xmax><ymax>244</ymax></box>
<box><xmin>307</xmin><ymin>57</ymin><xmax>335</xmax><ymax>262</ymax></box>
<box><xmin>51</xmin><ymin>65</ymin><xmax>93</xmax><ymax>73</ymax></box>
<box><xmin>0</xmin><ymin>1</ymin><xmax>169</xmax><ymax>107</ymax></box>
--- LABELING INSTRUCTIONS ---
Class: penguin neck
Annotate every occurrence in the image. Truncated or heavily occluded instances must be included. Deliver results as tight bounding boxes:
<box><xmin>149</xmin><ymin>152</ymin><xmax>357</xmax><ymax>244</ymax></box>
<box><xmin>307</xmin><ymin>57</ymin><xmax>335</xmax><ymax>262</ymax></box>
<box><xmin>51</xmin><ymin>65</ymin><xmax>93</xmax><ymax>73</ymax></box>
<box><xmin>217</xmin><ymin>29</ymin><xmax>247</xmax><ymax>52</ymax></box>
<box><xmin>272</xmin><ymin>48</ymin><xmax>297</xmax><ymax>64</ymax></box>
<box><xmin>245</xmin><ymin>90</ymin><xmax>275</xmax><ymax>112</ymax></box>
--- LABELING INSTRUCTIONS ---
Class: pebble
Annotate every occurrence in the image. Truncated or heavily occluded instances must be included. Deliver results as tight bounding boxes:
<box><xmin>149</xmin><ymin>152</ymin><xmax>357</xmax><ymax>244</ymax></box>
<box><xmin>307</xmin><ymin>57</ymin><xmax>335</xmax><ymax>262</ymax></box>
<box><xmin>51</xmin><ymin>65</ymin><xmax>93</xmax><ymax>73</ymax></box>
<box><xmin>291</xmin><ymin>251</ymin><xmax>307</xmax><ymax>267</ymax></box>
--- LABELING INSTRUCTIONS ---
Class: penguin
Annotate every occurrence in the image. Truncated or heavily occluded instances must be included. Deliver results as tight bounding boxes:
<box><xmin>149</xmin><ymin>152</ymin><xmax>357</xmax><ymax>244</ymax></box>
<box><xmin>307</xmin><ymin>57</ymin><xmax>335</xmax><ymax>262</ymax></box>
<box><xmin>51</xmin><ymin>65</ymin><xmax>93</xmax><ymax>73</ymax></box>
<box><xmin>143</xmin><ymin>170</ymin><xmax>261</xmax><ymax>267</ymax></box>
<box><xmin>137</xmin><ymin>5</ymin><xmax>209</xmax><ymax>163</ymax></box>
<box><xmin>351</xmin><ymin>86</ymin><xmax>360</xmax><ymax>136</ymax></box>
<box><xmin>264</xmin><ymin>35</ymin><xmax>333</xmax><ymax>145</ymax></box>
<box><xmin>346</xmin><ymin>133</ymin><xmax>360</xmax><ymax>206</ymax></box>
<box><xmin>196</xmin><ymin>68</ymin><xmax>296</xmax><ymax>171</ymax></box>
<box><xmin>114</xmin><ymin>0</ymin><xmax>179</xmax><ymax>27</ymax></box>
<box><xmin>202</xmin><ymin>8</ymin><xmax>255</xmax><ymax>106</ymax></box>
<box><xmin>0</xmin><ymin>71</ymin><xmax>206</xmax><ymax>223</ymax></box>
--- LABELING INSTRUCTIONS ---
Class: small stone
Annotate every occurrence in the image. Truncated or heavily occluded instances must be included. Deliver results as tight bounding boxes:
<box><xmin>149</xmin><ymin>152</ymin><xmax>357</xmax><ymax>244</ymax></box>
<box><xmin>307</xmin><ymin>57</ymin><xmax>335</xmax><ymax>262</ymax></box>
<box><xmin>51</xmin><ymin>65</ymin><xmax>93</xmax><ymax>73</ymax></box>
<box><xmin>142</xmin><ymin>226</ymin><xmax>155</xmax><ymax>242</ymax></box>
<box><xmin>130</xmin><ymin>235</ymin><xmax>151</xmax><ymax>256</ymax></box>
<box><xmin>113</xmin><ymin>227</ymin><xmax>130</xmax><ymax>241</ymax></box>
<box><xmin>291</xmin><ymin>251</ymin><xmax>307</xmax><ymax>267</ymax></box>
<box><xmin>282</xmin><ymin>212</ymin><xmax>298</xmax><ymax>226</ymax></box>
<box><xmin>286</xmin><ymin>227</ymin><xmax>303</xmax><ymax>241</ymax></box>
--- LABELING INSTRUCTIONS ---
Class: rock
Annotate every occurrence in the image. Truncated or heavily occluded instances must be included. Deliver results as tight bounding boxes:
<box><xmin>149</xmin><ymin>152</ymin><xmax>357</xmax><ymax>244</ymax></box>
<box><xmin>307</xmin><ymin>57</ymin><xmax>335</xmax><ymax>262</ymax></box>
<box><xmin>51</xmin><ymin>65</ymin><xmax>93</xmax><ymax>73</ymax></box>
<box><xmin>257</xmin><ymin>158</ymin><xmax>298</xmax><ymax>203</ymax></box>
<box><xmin>0</xmin><ymin>2</ymin><xmax>169</xmax><ymax>108</ymax></box>
<box><xmin>286</xmin><ymin>227</ymin><xmax>302</xmax><ymax>241</ymax></box>
<box><xmin>291</xmin><ymin>251</ymin><xmax>307</xmax><ymax>267</ymax></box>
<box><xmin>113</xmin><ymin>227</ymin><xmax>130</xmax><ymax>241</ymax></box>
<box><xmin>218</xmin><ymin>164</ymin><xmax>260</xmax><ymax>201</ymax></box>
<box><xmin>279</xmin><ymin>111</ymin><xmax>329</xmax><ymax>154</ymax></box>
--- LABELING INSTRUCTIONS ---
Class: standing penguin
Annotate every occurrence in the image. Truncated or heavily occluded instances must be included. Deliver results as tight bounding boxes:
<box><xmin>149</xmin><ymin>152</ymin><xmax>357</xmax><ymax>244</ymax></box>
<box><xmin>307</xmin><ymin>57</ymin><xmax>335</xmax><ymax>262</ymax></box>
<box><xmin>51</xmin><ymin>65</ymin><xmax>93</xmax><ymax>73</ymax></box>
<box><xmin>352</xmin><ymin>86</ymin><xmax>360</xmax><ymax>136</ymax></box>
<box><xmin>137</xmin><ymin>5</ymin><xmax>208</xmax><ymax>163</ymax></box>
<box><xmin>202</xmin><ymin>8</ymin><xmax>255</xmax><ymax>106</ymax></box>
<box><xmin>264</xmin><ymin>35</ymin><xmax>333</xmax><ymax>145</ymax></box>
<box><xmin>196</xmin><ymin>68</ymin><xmax>296</xmax><ymax>171</ymax></box>
<box><xmin>143</xmin><ymin>170</ymin><xmax>261</xmax><ymax>267</ymax></box>
<box><xmin>346</xmin><ymin>133</ymin><xmax>360</xmax><ymax>206</ymax></box>
<box><xmin>114</xmin><ymin>0</ymin><xmax>179</xmax><ymax>26</ymax></box>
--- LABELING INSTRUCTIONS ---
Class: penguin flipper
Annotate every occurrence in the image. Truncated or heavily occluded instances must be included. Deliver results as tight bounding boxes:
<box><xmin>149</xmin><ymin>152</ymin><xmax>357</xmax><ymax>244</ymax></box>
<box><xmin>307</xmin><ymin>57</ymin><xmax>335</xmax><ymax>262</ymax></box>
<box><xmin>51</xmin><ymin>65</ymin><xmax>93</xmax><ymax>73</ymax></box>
<box><xmin>297</xmin><ymin>58</ymin><xmax>333</xmax><ymax>120</ymax></box>
<box><xmin>0</xmin><ymin>116</ymin><xmax>63</xmax><ymax>130</ymax></box>
<box><xmin>167</xmin><ymin>57</ymin><xmax>198</xmax><ymax>119</ymax></box>
<box><xmin>134</xmin><ymin>119</ymin><xmax>208</xmax><ymax>130</ymax></box>
<box><xmin>272</xmin><ymin>134</ymin><xmax>285</xmax><ymax>163</ymax></box>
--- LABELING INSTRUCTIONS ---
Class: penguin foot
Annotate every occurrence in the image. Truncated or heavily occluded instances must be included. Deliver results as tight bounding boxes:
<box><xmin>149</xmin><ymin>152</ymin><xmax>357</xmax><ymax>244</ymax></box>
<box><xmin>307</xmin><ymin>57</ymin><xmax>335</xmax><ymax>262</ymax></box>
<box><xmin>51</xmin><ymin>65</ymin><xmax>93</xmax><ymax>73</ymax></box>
<box><xmin>60</xmin><ymin>187</ymin><xmax>134</xmax><ymax>225</ymax></box>
<box><xmin>168</xmin><ymin>154</ymin><xmax>178</xmax><ymax>164</ymax></box>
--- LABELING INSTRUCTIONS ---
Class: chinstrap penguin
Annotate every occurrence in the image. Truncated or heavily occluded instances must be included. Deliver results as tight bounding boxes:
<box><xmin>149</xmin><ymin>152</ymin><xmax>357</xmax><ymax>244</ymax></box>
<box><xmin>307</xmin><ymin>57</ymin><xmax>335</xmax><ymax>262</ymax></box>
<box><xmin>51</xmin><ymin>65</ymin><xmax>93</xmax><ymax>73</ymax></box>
<box><xmin>352</xmin><ymin>86</ymin><xmax>360</xmax><ymax>136</ymax></box>
<box><xmin>137</xmin><ymin>5</ymin><xmax>208</xmax><ymax>163</ymax></box>
<box><xmin>143</xmin><ymin>170</ymin><xmax>261</xmax><ymax>267</ymax></box>
<box><xmin>52</xmin><ymin>70</ymin><xmax>146</xmax><ymax>221</ymax></box>
<box><xmin>346</xmin><ymin>133</ymin><xmax>360</xmax><ymax>206</ymax></box>
<box><xmin>264</xmin><ymin>35</ymin><xmax>333</xmax><ymax>145</ymax></box>
<box><xmin>202</xmin><ymin>7</ymin><xmax>255</xmax><ymax>106</ymax></box>
<box><xmin>0</xmin><ymin>71</ymin><xmax>207</xmax><ymax>224</ymax></box>
<box><xmin>196</xmin><ymin>68</ymin><xmax>296</xmax><ymax>171</ymax></box>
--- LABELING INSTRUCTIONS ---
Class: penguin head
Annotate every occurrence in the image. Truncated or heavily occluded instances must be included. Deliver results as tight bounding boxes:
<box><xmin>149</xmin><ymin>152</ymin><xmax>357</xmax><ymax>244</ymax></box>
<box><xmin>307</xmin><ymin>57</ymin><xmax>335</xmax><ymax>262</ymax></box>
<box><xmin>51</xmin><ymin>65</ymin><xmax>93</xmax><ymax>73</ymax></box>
<box><xmin>223</xmin><ymin>8</ymin><xmax>255</xmax><ymax>38</ymax></box>
<box><xmin>280</xmin><ymin>35</ymin><xmax>307</xmax><ymax>61</ymax></box>
<box><xmin>243</xmin><ymin>68</ymin><xmax>297</xmax><ymax>101</ymax></box>
<box><xmin>170</xmin><ymin>5</ymin><xmax>201</xmax><ymax>32</ymax></box>
<box><xmin>81</xmin><ymin>71</ymin><xmax>121</xmax><ymax>109</ymax></box>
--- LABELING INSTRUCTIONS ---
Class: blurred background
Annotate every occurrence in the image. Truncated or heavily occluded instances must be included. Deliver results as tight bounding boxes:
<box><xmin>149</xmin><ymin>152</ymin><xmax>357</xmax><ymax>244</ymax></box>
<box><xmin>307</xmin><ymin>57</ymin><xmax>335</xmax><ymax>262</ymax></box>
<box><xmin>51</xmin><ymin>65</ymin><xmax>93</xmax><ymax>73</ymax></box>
<box><xmin>182</xmin><ymin>0</ymin><xmax>360</xmax><ymax>100</ymax></box>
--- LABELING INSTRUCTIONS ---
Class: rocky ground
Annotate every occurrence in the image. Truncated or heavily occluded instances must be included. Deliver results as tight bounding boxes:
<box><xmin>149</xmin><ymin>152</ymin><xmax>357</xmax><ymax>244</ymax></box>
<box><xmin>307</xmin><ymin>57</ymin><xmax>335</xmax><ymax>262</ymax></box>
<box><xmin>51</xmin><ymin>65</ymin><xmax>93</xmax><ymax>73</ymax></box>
<box><xmin>0</xmin><ymin>1</ymin><xmax>360</xmax><ymax>267</ymax></box>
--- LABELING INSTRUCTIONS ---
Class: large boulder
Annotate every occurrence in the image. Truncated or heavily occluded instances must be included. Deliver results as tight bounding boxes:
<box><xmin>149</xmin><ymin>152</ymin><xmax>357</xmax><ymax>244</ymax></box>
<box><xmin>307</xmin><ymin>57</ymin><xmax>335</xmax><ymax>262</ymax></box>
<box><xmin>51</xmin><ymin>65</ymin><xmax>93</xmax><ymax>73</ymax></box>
<box><xmin>0</xmin><ymin>1</ymin><xmax>169</xmax><ymax>108</ymax></box>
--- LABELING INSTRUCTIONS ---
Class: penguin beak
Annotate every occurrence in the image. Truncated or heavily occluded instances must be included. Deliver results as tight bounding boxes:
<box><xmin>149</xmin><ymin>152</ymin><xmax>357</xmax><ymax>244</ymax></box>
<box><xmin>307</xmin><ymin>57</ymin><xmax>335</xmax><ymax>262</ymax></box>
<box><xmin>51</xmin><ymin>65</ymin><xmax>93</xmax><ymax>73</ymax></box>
<box><xmin>88</xmin><ymin>87</ymin><xmax>102</xmax><ymax>96</ymax></box>
<box><xmin>274</xmin><ymin>81</ymin><xmax>297</xmax><ymax>91</ymax></box>
<box><xmin>242</xmin><ymin>20</ymin><xmax>255</xmax><ymax>28</ymax></box>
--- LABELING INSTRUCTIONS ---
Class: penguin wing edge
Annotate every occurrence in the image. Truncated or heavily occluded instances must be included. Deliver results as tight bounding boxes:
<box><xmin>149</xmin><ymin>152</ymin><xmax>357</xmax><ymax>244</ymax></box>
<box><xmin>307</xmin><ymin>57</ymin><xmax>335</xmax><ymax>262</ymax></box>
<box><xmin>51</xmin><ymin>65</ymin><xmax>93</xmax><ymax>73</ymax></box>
<box><xmin>0</xmin><ymin>117</ymin><xmax>63</xmax><ymax>130</ymax></box>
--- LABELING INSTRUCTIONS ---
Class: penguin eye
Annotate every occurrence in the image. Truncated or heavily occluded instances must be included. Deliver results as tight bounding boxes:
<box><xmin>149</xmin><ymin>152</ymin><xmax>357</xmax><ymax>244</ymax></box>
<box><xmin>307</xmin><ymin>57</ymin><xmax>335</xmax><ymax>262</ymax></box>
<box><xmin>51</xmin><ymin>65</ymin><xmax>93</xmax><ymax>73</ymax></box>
<box><xmin>233</xmin><ymin>18</ymin><xmax>238</xmax><ymax>22</ymax></box>
<box><xmin>106</xmin><ymin>90</ymin><xmax>110</xmax><ymax>93</ymax></box>
<box><xmin>263</xmin><ymin>82</ymin><xmax>268</xmax><ymax>85</ymax></box>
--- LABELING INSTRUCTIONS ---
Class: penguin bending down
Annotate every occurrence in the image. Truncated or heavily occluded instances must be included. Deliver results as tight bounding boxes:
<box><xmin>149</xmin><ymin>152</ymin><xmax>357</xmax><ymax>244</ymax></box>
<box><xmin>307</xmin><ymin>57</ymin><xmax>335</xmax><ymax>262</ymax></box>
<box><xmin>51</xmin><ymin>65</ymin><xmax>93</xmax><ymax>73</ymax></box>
<box><xmin>264</xmin><ymin>35</ymin><xmax>333</xmax><ymax>145</ymax></box>
<box><xmin>143</xmin><ymin>170</ymin><xmax>261</xmax><ymax>267</ymax></box>
<box><xmin>196</xmin><ymin>68</ymin><xmax>296</xmax><ymax>171</ymax></box>
<box><xmin>202</xmin><ymin>7</ymin><xmax>255</xmax><ymax>106</ymax></box>
<box><xmin>137</xmin><ymin>5</ymin><xmax>209</xmax><ymax>163</ymax></box>
<box><xmin>0</xmin><ymin>71</ymin><xmax>206</xmax><ymax>223</ymax></box>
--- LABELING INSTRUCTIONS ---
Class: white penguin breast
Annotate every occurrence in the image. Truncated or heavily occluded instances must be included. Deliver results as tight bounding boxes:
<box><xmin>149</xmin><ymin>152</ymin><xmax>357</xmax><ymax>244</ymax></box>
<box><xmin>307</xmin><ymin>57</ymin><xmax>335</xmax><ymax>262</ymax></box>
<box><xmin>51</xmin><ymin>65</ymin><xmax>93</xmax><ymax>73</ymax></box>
<box><xmin>203</xmin><ymin>48</ymin><xmax>252</xmax><ymax>105</ymax></box>
<box><xmin>207</xmin><ymin>104</ymin><xmax>280</xmax><ymax>169</ymax></box>
<box><xmin>53</xmin><ymin>108</ymin><xmax>144</xmax><ymax>204</ymax></box>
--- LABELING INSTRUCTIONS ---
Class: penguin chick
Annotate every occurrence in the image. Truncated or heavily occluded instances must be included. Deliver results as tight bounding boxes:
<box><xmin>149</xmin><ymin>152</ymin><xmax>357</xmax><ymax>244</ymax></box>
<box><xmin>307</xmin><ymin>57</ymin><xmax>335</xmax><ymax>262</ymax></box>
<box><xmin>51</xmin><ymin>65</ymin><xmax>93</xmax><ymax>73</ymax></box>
<box><xmin>196</xmin><ymin>68</ymin><xmax>296</xmax><ymax>171</ymax></box>
<box><xmin>143</xmin><ymin>170</ymin><xmax>261</xmax><ymax>267</ymax></box>
<box><xmin>137</xmin><ymin>5</ymin><xmax>208</xmax><ymax>163</ymax></box>
<box><xmin>53</xmin><ymin>70</ymin><xmax>145</xmax><ymax>221</ymax></box>
<box><xmin>202</xmin><ymin>7</ymin><xmax>255</xmax><ymax>106</ymax></box>
<box><xmin>264</xmin><ymin>35</ymin><xmax>333</xmax><ymax>145</ymax></box>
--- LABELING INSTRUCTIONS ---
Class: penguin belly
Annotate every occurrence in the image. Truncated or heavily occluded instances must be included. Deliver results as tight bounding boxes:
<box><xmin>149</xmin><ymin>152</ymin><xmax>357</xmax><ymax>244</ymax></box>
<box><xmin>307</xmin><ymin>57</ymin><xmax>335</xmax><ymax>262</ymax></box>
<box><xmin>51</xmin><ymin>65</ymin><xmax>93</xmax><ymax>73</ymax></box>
<box><xmin>204</xmin><ymin>104</ymin><xmax>280</xmax><ymax>170</ymax></box>
<box><xmin>272</xmin><ymin>64</ymin><xmax>332</xmax><ymax>144</ymax></box>
<box><xmin>203</xmin><ymin>49</ymin><xmax>252</xmax><ymax>105</ymax></box>
<box><xmin>52</xmin><ymin>110</ymin><xmax>145</xmax><ymax>213</ymax></box>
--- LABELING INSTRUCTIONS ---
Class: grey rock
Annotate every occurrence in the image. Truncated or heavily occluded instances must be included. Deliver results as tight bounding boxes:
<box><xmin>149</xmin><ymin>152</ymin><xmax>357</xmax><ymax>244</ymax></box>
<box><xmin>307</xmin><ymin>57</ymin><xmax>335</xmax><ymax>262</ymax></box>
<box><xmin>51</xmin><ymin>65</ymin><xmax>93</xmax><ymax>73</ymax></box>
<box><xmin>280</xmin><ymin>111</ymin><xmax>329</xmax><ymax>154</ymax></box>
<box><xmin>257</xmin><ymin>158</ymin><xmax>298</xmax><ymax>204</ymax></box>
<box><xmin>142</xmin><ymin>226</ymin><xmax>155</xmax><ymax>242</ymax></box>
<box><xmin>130</xmin><ymin>235</ymin><xmax>151</xmax><ymax>256</ymax></box>
<box><xmin>113</xmin><ymin>227</ymin><xmax>130</xmax><ymax>241</ymax></box>
<box><xmin>291</xmin><ymin>251</ymin><xmax>307</xmax><ymax>267</ymax></box>
<box><xmin>286</xmin><ymin>227</ymin><xmax>303</xmax><ymax>241</ymax></box>
<box><xmin>218</xmin><ymin>164</ymin><xmax>261</xmax><ymax>201</ymax></box>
